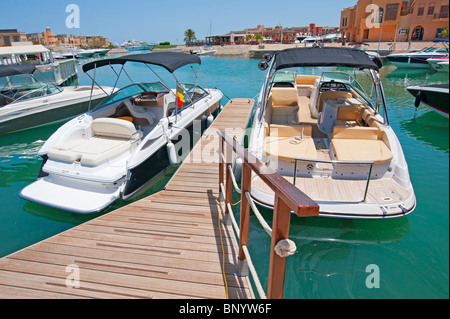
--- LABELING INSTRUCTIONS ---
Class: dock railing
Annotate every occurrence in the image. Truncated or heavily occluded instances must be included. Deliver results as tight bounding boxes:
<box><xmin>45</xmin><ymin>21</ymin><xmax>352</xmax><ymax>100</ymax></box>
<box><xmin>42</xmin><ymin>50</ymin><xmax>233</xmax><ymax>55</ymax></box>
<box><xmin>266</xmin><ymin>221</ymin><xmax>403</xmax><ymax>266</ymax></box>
<box><xmin>217</xmin><ymin>130</ymin><xmax>320</xmax><ymax>299</ymax></box>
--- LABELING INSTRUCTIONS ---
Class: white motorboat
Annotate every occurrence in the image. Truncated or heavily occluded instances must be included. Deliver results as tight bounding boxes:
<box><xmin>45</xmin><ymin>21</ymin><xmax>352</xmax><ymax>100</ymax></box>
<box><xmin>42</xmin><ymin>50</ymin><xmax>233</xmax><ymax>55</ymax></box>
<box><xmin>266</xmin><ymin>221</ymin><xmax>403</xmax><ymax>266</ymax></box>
<box><xmin>427</xmin><ymin>57</ymin><xmax>449</xmax><ymax>72</ymax></box>
<box><xmin>20</xmin><ymin>52</ymin><xmax>223</xmax><ymax>213</ymax></box>
<box><xmin>407</xmin><ymin>84</ymin><xmax>449</xmax><ymax>118</ymax></box>
<box><xmin>248</xmin><ymin>47</ymin><xmax>416</xmax><ymax>219</ymax></box>
<box><xmin>387</xmin><ymin>39</ymin><xmax>449</xmax><ymax>69</ymax></box>
<box><xmin>0</xmin><ymin>64</ymin><xmax>112</xmax><ymax>135</ymax></box>
<box><xmin>117</xmin><ymin>40</ymin><xmax>154</xmax><ymax>51</ymax></box>
<box><xmin>191</xmin><ymin>46</ymin><xmax>217</xmax><ymax>56</ymax></box>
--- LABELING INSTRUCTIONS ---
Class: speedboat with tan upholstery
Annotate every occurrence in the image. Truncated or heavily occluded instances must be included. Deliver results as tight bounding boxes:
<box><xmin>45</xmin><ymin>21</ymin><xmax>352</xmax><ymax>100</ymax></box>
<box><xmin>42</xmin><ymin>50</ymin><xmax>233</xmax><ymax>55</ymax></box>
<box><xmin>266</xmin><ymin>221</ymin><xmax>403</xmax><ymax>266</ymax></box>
<box><xmin>20</xmin><ymin>52</ymin><xmax>223</xmax><ymax>213</ymax></box>
<box><xmin>249</xmin><ymin>47</ymin><xmax>416</xmax><ymax>219</ymax></box>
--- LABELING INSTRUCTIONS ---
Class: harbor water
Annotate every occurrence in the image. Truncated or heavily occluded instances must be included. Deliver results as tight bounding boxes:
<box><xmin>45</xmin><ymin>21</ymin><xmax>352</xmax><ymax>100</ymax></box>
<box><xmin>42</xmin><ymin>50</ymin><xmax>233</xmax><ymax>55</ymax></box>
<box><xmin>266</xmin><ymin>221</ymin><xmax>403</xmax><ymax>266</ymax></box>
<box><xmin>0</xmin><ymin>56</ymin><xmax>448</xmax><ymax>299</ymax></box>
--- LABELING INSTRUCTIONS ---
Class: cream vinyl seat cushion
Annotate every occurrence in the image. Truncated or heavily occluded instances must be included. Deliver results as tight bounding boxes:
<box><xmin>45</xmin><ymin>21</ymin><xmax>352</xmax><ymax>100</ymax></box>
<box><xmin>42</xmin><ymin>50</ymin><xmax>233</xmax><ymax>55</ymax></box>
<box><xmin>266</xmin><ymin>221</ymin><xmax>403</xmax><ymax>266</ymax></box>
<box><xmin>47</xmin><ymin>118</ymin><xmax>141</xmax><ymax>166</ymax></box>
<box><xmin>268</xmin><ymin>87</ymin><xmax>300</xmax><ymax>125</ymax></box>
<box><xmin>331</xmin><ymin>138</ymin><xmax>393</xmax><ymax>164</ymax></box>
<box><xmin>264</xmin><ymin>136</ymin><xmax>318</xmax><ymax>162</ymax></box>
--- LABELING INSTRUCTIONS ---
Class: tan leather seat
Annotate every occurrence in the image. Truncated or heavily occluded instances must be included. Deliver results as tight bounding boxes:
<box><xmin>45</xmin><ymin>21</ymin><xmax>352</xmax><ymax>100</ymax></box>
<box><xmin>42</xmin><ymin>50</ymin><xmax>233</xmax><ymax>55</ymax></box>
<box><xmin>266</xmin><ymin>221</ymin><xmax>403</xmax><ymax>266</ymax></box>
<box><xmin>317</xmin><ymin>91</ymin><xmax>353</xmax><ymax>113</ymax></box>
<box><xmin>47</xmin><ymin>118</ymin><xmax>142</xmax><ymax>166</ymax></box>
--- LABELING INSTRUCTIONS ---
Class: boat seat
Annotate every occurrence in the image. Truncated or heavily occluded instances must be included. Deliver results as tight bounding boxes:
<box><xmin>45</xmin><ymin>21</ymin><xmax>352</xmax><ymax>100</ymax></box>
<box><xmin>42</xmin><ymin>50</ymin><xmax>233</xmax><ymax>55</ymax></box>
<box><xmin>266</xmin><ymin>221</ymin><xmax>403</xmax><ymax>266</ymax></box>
<box><xmin>331</xmin><ymin>138</ymin><xmax>393</xmax><ymax>164</ymax></box>
<box><xmin>268</xmin><ymin>87</ymin><xmax>300</xmax><ymax>125</ymax></box>
<box><xmin>296</xmin><ymin>75</ymin><xmax>321</xmax><ymax>89</ymax></box>
<box><xmin>317</xmin><ymin>91</ymin><xmax>353</xmax><ymax>114</ymax></box>
<box><xmin>269</xmin><ymin>124</ymin><xmax>312</xmax><ymax>137</ymax></box>
<box><xmin>124</xmin><ymin>100</ymin><xmax>156</xmax><ymax>126</ymax></box>
<box><xmin>264</xmin><ymin>136</ymin><xmax>318</xmax><ymax>162</ymax></box>
<box><xmin>308</xmin><ymin>79</ymin><xmax>321</xmax><ymax>118</ymax></box>
<box><xmin>330</xmin><ymin>126</ymin><xmax>392</xmax><ymax>164</ymax></box>
<box><xmin>47</xmin><ymin>118</ymin><xmax>142</xmax><ymax>166</ymax></box>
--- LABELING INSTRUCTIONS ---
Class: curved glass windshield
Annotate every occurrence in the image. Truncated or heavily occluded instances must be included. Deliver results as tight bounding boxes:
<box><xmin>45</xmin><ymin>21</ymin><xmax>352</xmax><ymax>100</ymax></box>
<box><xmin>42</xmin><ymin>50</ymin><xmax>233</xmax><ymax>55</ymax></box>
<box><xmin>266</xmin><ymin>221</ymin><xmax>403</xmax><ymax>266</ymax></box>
<box><xmin>320</xmin><ymin>71</ymin><xmax>372</xmax><ymax>105</ymax></box>
<box><xmin>172</xmin><ymin>83</ymin><xmax>208</xmax><ymax>114</ymax></box>
<box><xmin>93</xmin><ymin>82</ymin><xmax>169</xmax><ymax>111</ymax></box>
<box><xmin>9</xmin><ymin>83</ymin><xmax>62</xmax><ymax>103</ymax></box>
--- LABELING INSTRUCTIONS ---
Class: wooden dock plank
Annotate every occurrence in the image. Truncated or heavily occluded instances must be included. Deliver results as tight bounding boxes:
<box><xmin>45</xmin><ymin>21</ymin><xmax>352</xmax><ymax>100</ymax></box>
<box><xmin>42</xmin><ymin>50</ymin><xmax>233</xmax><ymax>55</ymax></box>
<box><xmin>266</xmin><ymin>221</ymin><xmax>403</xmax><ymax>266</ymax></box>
<box><xmin>0</xmin><ymin>99</ymin><xmax>254</xmax><ymax>299</ymax></box>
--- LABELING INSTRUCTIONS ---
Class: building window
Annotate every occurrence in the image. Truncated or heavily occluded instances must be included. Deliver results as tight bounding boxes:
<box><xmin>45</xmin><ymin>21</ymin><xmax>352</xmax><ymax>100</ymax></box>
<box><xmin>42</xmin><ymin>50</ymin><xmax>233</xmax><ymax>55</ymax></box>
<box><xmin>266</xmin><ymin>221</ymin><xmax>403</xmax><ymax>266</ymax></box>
<box><xmin>437</xmin><ymin>5</ymin><xmax>449</xmax><ymax>19</ymax></box>
<box><xmin>13</xmin><ymin>35</ymin><xmax>20</xmax><ymax>42</ymax></box>
<box><xmin>436</xmin><ymin>28</ymin><xmax>444</xmax><ymax>38</ymax></box>
<box><xmin>417</xmin><ymin>5</ymin><xmax>425</xmax><ymax>16</ymax></box>
<box><xmin>3</xmin><ymin>36</ymin><xmax>10</xmax><ymax>44</ymax></box>
<box><xmin>363</xmin><ymin>29</ymin><xmax>370</xmax><ymax>39</ymax></box>
<box><xmin>428</xmin><ymin>5</ymin><xmax>435</xmax><ymax>15</ymax></box>
<box><xmin>386</xmin><ymin>4</ymin><xmax>399</xmax><ymax>20</ymax></box>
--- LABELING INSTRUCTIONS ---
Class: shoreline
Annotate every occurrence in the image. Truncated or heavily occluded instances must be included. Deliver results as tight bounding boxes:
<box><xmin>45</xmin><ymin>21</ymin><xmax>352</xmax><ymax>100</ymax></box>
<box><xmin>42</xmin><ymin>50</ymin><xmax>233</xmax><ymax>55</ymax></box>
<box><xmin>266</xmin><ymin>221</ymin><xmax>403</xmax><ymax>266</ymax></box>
<box><xmin>52</xmin><ymin>41</ymin><xmax>441</xmax><ymax>58</ymax></box>
<box><xmin>178</xmin><ymin>41</ymin><xmax>440</xmax><ymax>58</ymax></box>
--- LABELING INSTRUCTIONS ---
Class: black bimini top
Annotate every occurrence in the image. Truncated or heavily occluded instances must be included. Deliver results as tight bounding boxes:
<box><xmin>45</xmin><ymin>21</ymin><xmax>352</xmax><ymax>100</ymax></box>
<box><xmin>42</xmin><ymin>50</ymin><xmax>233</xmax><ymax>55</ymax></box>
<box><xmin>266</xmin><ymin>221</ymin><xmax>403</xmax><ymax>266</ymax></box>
<box><xmin>274</xmin><ymin>47</ymin><xmax>379</xmax><ymax>71</ymax></box>
<box><xmin>82</xmin><ymin>52</ymin><xmax>201</xmax><ymax>74</ymax></box>
<box><xmin>0</xmin><ymin>64</ymin><xmax>36</xmax><ymax>78</ymax></box>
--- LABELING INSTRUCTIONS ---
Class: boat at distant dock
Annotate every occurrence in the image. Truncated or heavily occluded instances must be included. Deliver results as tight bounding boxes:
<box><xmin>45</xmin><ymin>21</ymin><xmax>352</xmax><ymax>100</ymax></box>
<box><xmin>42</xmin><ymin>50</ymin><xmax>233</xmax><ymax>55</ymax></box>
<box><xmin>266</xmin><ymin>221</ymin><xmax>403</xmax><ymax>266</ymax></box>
<box><xmin>0</xmin><ymin>64</ymin><xmax>112</xmax><ymax>135</ymax></box>
<box><xmin>387</xmin><ymin>39</ymin><xmax>448</xmax><ymax>69</ymax></box>
<box><xmin>407</xmin><ymin>84</ymin><xmax>449</xmax><ymax>118</ymax></box>
<box><xmin>117</xmin><ymin>40</ymin><xmax>154</xmax><ymax>51</ymax></box>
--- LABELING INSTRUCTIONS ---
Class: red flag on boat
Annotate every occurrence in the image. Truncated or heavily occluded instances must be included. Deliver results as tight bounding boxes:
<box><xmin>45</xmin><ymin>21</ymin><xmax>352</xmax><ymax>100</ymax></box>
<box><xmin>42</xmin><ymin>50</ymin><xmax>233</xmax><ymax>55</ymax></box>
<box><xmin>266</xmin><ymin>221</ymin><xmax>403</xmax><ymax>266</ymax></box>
<box><xmin>176</xmin><ymin>84</ymin><xmax>184</xmax><ymax>108</ymax></box>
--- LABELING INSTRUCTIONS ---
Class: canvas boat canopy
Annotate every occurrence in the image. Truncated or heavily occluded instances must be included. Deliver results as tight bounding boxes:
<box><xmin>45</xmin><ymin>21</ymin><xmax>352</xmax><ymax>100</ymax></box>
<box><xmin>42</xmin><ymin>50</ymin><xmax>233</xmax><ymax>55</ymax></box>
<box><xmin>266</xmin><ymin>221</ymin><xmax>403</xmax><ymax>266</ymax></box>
<box><xmin>83</xmin><ymin>52</ymin><xmax>201</xmax><ymax>74</ymax></box>
<box><xmin>0</xmin><ymin>64</ymin><xmax>36</xmax><ymax>77</ymax></box>
<box><xmin>274</xmin><ymin>47</ymin><xmax>379</xmax><ymax>71</ymax></box>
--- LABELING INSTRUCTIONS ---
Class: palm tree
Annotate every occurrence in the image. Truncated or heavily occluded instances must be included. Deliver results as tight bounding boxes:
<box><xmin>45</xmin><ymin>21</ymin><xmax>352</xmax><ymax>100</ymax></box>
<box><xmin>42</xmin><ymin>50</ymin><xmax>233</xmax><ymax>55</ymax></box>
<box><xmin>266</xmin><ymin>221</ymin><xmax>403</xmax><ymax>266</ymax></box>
<box><xmin>439</xmin><ymin>27</ymin><xmax>449</xmax><ymax>39</ymax></box>
<box><xmin>184</xmin><ymin>29</ymin><xmax>197</xmax><ymax>45</ymax></box>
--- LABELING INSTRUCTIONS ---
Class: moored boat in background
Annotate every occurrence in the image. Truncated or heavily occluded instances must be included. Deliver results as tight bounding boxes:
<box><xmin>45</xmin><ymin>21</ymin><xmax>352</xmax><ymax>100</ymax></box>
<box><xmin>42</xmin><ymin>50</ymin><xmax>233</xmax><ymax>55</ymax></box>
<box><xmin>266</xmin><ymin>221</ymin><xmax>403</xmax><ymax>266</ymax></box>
<box><xmin>407</xmin><ymin>84</ymin><xmax>449</xmax><ymax>118</ymax></box>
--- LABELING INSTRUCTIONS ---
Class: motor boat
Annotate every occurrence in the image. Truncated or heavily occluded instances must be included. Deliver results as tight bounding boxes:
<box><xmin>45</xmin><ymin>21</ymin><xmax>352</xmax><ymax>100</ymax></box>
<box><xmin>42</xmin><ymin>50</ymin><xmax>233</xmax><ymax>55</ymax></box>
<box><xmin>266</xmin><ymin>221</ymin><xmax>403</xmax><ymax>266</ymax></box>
<box><xmin>117</xmin><ymin>40</ymin><xmax>154</xmax><ymax>51</ymax></box>
<box><xmin>0</xmin><ymin>64</ymin><xmax>112</xmax><ymax>135</ymax></box>
<box><xmin>248</xmin><ymin>47</ymin><xmax>416</xmax><ymax>219</ymax></box>
<box><xmin>20</xmin><ymin>52</ymin><xmax>223</xmax><ymax>213</ymax></box>
<box><xmin>190</xmin><ymin>46</ymin><xmax>217</xmax><ymax>56</ymax></box>
<box><xmin>406</xmin><ymin>84</ymin><xmax>449</xmax><ymax>118</ymax></box>
<box><xmin>387</xmin><ymin>39</ymin><xmax>449</xmax><ymax>69</ymax></box>
<box><xmin>347</xmin><ymin>42</ymin><xmax>383</xmax><ymax>69</ymax></box>
<box><xmin>427</xmin><ymin>57</ymin><xmax>449</xmax><ymax>72</ymax></box>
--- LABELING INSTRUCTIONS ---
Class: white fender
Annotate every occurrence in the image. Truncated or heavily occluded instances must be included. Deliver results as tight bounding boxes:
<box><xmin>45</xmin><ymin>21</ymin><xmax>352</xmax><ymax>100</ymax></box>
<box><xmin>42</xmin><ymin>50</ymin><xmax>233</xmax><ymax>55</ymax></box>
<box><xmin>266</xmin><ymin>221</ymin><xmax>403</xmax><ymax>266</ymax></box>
<box><xmin>167</xmin><ymin>142</ymin><xmax>178</xmax><ymax>165</ymax></box>
<box><xmin>207</xmin><ymin>114</ymin><xmax>214</xmax><ymax>127</ymax></box>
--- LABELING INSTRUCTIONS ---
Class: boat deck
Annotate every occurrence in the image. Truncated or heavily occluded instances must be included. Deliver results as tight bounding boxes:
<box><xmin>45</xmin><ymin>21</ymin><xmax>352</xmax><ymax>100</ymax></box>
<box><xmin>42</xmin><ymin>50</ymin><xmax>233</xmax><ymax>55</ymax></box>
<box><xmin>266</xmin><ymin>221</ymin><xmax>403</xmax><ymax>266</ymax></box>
<box><xmin>0</xmin><ymin>98</ymin><xmax>255</xmax><ymax>299</ymax></box>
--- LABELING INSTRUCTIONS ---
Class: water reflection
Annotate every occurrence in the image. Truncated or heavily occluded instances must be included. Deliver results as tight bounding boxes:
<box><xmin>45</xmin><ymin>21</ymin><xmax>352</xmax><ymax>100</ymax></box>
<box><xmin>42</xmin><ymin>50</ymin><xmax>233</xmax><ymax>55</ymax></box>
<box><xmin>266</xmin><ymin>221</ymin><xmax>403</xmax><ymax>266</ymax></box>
<box><xmin>256</xmin><ymin>206</ymin><xmax>410</xmax><ymax>246</ymax></box>
<box><xmin>401</xmin><ymin>111</ymin><xmax>449</xmax><ymax>153</ymax></box>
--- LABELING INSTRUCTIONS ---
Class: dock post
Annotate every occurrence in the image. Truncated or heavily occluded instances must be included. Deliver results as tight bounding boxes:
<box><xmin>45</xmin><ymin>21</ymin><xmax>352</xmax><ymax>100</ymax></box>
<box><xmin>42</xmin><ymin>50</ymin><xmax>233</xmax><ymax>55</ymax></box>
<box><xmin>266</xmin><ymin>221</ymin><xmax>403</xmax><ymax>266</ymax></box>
<box><xmin>238</xmin><ymin>162</ymin><xmax>252</xmax><ymax>277</ymax></box>
<box><xmin>267</xmin><ymin>196</ymin><xmax>292</xmax><ymax>299</ymax></box>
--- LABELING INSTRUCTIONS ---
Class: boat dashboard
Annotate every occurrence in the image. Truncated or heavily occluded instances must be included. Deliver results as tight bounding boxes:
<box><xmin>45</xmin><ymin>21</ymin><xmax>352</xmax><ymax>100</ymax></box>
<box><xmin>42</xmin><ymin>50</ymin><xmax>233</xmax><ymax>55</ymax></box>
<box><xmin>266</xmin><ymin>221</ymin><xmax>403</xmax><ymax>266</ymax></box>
<box><xmin>319</xmin><ymin>81</ymin><xmax>349</xmax><ymax>93</ymax></box>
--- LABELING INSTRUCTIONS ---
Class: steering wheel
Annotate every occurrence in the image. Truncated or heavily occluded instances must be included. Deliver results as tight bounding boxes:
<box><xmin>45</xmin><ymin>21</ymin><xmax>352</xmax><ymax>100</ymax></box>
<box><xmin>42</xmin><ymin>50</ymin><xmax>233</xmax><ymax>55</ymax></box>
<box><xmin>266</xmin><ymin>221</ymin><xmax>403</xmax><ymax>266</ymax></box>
<box><xmin>319</xmin><ymin>81</ymin><xmax>348</xmax><ymax>93</ymax></box>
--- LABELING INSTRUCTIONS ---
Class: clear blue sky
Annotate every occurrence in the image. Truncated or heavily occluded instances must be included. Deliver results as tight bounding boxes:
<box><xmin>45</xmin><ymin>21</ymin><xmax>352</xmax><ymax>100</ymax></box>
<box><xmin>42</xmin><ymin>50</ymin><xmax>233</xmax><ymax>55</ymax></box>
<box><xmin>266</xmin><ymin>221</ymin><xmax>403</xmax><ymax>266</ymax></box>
<box><xmin>1</xmin><ymin>0</ymin><xmax>357</xmax><ymax>44</ymax></box>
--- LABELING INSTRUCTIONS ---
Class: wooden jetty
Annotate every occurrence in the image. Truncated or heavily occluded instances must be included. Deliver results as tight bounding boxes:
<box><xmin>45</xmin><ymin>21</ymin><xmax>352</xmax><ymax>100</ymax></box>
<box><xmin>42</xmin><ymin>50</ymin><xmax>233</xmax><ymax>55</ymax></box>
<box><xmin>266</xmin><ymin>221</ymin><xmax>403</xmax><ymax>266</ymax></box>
<box><xmin>0</xmin><ymin>98</ymin><xmax>255</xmax><ymax>299</ymax></box>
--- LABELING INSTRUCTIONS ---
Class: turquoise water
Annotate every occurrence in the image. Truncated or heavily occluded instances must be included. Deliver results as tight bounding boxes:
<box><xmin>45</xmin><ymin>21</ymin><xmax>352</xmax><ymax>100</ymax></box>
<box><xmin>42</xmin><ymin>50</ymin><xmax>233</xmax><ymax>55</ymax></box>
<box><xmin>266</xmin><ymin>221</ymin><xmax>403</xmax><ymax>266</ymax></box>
<box><xmin>0</xmin><ymin>56</ymin><xmax>448</xmax><ymax>299</ymax></box>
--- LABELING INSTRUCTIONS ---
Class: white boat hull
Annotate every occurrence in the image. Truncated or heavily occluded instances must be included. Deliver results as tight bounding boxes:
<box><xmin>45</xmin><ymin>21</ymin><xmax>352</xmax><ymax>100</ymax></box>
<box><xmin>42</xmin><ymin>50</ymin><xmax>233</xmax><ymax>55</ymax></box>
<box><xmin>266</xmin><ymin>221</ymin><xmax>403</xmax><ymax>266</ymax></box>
<box><xmin>0</xmin><ymin>86</ymin><xmax>112</xmax><ymax>135</ymax></box>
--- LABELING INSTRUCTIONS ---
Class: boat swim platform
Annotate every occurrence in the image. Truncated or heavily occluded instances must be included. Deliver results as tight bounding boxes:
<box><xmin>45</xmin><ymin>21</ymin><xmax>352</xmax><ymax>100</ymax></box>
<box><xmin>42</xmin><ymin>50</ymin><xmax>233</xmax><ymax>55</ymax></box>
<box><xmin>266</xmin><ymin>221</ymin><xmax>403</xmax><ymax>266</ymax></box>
<box><xmin>0</xmin><ymin>98</ymin><xmax>255</xmax><ymax>299</ymax></box>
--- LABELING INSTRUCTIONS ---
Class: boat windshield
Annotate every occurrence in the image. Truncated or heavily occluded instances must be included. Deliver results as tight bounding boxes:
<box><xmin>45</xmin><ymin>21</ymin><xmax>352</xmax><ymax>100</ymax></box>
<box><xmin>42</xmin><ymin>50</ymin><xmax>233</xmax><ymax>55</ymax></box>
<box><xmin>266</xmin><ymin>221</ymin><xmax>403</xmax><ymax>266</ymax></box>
<box><xmin>320</xmin><ymin>71</ymin><xmax>373</xmax><ymax>106</ymax></box>
<box><xmin>419</xmin><ymin>47</ymin><xmax>448</xmax><ymax>53</ymax></box>
<box><xmin>93</xmin><ymin>82</ymin><xmax>169</xmax><ymax>111</ymax></box>
<box><xmin>4</xmin><ymin>82</ymin><xmax>63</xmax><ymax>104</ymax></box>
<box><xmin>175</xmin><ymin>83</ymin><xmax>208</xmax><ymax>111</ymax></box>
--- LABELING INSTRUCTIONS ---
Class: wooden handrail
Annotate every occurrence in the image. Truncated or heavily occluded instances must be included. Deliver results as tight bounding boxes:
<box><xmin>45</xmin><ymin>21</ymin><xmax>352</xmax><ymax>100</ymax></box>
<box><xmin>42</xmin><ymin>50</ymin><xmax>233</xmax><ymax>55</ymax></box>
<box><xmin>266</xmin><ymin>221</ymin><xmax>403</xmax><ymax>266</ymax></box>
<box><xmin>218</xmin><ymin>130</ymin><xmax>319</xmax><ymax>299</ymax></box>
<box><xmin>217</xmin><ymin>130</ymin><xmax>319</xmax><ymax>216</ymax></box>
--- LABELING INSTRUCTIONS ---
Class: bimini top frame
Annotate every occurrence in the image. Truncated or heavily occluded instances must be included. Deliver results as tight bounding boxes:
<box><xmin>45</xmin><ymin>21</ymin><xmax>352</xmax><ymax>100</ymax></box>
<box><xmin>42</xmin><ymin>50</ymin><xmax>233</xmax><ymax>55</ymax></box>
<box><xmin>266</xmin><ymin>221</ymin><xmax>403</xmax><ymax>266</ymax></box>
<box><xmin>82</xmin><ymin>52</ymin><xmax>201</xmax><ymax>74</ymax></box>
<box><xmin>82</xmin><ymin>52</ymin><xmax>207</xmax><ymax>111</ymax></box>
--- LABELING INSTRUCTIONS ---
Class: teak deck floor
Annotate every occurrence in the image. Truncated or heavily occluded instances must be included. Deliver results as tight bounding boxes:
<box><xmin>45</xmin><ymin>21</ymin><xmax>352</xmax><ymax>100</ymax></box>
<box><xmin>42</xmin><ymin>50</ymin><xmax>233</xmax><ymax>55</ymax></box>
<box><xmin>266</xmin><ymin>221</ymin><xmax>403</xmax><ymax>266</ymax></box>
<box><xmin>0</xmin><ymin>99</ymin><xmax>255</xmax><ymax>299</ymax></box>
